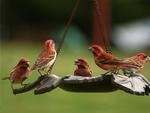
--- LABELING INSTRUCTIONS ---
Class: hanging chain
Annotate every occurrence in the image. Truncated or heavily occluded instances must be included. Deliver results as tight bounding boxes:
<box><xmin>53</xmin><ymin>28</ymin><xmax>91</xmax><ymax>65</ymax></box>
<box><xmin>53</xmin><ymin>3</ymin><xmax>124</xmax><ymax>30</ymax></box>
<box><xmin>93</xmin><ymin>0</ymin><xmax>112</xmax><ymax>53</ymax></box>
<box><xmin>48</xmin><ymin>0</ymin><xmax>80</xmax><ymax>73</ymax></box>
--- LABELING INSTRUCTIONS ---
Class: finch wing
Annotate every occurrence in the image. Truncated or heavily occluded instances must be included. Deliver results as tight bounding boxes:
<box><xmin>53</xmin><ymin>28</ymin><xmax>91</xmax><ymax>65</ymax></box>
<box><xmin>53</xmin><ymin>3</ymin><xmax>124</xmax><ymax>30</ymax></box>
<box><xmin>9</xmin><ymin>67</ymin><xmax>17</xmax><ymax>78</ymax></box>
<box><xmin>32</xmin><ymin>55</ymin><xmax>56</xmax><ymax>70</ymax></box>
<box><xmin>99</xmin><ymin>59</ymin><xmax>126</xmax><ymax>64</ymax></box>
<box><xmin>99</xmin><ymin>59</ymin><xmax>139</xmax><ymax>67</ymax></box>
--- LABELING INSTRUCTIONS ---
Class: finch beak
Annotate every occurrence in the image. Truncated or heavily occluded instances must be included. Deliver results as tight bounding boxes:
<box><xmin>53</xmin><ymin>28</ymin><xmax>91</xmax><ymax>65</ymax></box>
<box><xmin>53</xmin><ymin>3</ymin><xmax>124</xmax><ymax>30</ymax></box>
<box><xmin>74</xmin><ymin>60</ymin><xmax>80</xmax><ymax>65</ymax></box>
<box><xmin>146</xmin><ymin>56</ymin><xmax>150</xmax><ymax>61</ymax></box>
<box><xmin>88</xmin><ymin>47</ymin><xmax>92</xmax><ymax>51</ymax></box>
<box><xmin>25</xmin><ymin>62</ymin><xmax>30</xmax><ymax>67</ymax></box>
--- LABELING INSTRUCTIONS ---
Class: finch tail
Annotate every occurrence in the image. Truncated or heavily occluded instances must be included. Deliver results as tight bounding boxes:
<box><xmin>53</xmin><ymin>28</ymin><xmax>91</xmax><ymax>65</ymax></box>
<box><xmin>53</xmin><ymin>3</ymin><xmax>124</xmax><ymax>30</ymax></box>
<box><xmin>2</xmin><ymin>77</ymin><xmax>10</xmax><ymax>80</ymax></box>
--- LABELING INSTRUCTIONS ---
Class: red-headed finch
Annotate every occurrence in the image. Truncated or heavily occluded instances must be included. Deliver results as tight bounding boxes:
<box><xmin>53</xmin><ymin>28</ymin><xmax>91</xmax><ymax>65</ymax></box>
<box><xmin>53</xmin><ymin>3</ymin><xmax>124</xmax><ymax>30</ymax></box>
<box><xmin>88</xmin><ymin>45</ymin><xmax>139</xmax><ymax>74</ymax></box>
<box><xmin>31</xmin><ymin>39</ymin><xmax>57</xmax><ymax>75</ymax></box>
<box><xmin>123</xmin><ymin>53</ymin><xmax>150</xmax><ymax>75</ymax></box>
<box><xmin>2</xmin><ymin>59</ymin><xmax>30</xmax><ymax>88</ymax></box>
<box><xmin>74</xmin><ymin>58</ymin><xmax>92</xmax><ymax>77</ymax></box>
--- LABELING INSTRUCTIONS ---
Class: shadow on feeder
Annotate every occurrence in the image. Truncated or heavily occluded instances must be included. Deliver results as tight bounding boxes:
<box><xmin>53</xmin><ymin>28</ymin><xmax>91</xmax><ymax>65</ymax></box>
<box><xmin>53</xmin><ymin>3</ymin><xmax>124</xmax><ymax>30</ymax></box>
<box><xmin>13</xmin><ymin>76</ymin><xmax>45</xmax><ymax>94</ymax></box>
<box><xmin>34</xmin><ymin>74</ymin><xmax>118</xmax><ymax>95</ymax></box>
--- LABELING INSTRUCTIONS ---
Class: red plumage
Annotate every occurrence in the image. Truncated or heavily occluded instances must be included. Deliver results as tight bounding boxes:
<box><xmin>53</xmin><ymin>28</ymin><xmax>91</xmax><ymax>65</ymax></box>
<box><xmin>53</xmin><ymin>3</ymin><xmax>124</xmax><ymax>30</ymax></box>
<box><xmin>88</xmin><ymin>45</ymin><xmax>139</xmax><ymax>73</ymax></box>
<box><xmin>123</xmin><ymin>53</ymin><xmax>150</xmax><ymax>74</ymax></box>
<box><xmin>31</xmin><ymin>39</ymin><xmax>57</xmax><ymax>75</ymax></box>
<box><xmin>2</xmin><ymin>58</ymin><xmax>30</xmax><ymax>87</ymax></box>
<box><xmin>74</xmin><ymin>58</ymin><xmax>92</xmax><ymax>77</ymax></box>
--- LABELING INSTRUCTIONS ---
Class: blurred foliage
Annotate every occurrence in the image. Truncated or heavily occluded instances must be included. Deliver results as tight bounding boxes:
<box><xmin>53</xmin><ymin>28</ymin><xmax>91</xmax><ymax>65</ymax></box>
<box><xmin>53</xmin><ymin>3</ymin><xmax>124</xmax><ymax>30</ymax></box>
<box><xmin>2</xmin><ymin>0</ymin><xmax>93</xmax><ymax>41</ymax></box>
<box><xmin>3</xmin><ymin>0</ymin><xmax>92</xmax><ymax>33</ymax></box>
<box><xmin>3</xmin><ymin>0</ymin><xmax>150</xmax><ymax>25</ymax></box>
<box><xmin>112</xmin><ymin>0</ymin><xmax>150</xmax><ymax>24</ymax></box>
<box><xmin>1</xmin><ymin>0</ymin><xmax>150</xmax><ymax>43</ymax></box>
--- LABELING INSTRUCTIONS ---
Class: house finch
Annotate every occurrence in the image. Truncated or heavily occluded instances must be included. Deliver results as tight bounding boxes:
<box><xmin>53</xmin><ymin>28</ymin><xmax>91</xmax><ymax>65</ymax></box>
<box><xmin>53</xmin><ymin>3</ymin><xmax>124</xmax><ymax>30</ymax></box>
<box><xmin>123</xmin><ymin>53</ymin><xmax>150</xmax><ymax>75</ymax></box>
<box><xmin>88</xmin><ymin>45</ymin><xmax>139</xmax><ymax>74</ymax></box>
<box><xmin>2</xmin><ymin>59</ymin><xmax>30</xmax><ymax>89</ymax></box>
<box><xmin>74</xmin><ymin>58</ymin><xmax>92</xmax><ymax>77</ymax></box>
<box><xmin>31</xmin><ymin>39</ymin><xmax>57</xmax><ymax>75</ymax></box>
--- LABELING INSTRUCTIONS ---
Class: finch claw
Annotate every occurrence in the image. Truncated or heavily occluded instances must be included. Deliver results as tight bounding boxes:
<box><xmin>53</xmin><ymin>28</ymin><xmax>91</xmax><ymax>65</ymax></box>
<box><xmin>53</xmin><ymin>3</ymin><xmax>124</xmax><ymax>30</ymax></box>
<box><xmin>21</xmin><ymin>83</ymin><xmax>29</xmax><ymax>87</ymax></box>
<box><xmin>103</xmin><ymin>71</ymin><xmax>111</xmax><ymax>75</ymax></box>
<box><xmin>11</xmin><ymin>84</ymin><xmax>14</xmax><ymax>90</ymax></box>
<box><xmin>46</xmin><ymin>71</ymin><xmax>51</xmax><ymax>76</ymax></box>
<box><xmin>62</xmin><ymin>75</ymin><xmax>70</xmax><ymax>79</ymax></box>
<box><xmin>38</xmin><ymin>70</ymin><xmax>45</xmax><ymax>76</ymax></box>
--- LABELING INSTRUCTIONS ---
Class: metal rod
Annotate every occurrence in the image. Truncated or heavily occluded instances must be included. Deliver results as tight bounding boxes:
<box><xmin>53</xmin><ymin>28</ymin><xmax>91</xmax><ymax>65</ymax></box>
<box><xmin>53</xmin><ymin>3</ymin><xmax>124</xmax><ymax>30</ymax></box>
<box><xmin>48</xmin><ymin>0</ymin><xmax>80</xmax><ymax>73</ymax></box>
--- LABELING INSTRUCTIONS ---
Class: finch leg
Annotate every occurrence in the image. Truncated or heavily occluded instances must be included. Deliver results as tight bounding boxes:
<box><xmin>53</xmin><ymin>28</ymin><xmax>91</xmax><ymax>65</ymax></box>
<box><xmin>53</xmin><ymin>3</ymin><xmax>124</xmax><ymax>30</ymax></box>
<box><xmin>21</xmin><ymin>82</ymin><xmax>29</xmax><ymax>86</ymax></box>
<box><xmin>40</xmin><ymin>69</ymin><xmax>49</xmax><ymax>75</ymax></box>
<box><xmin>38</xmin><ymin>70</ymin><xmax>44</xmax><ymax>76</ymax></box>
<box><xmin>111</xmin><ymin>67</ymin><xmax>120</xmax><ymax>74</ymax></box>
<box><xmin>123</xmin><ymin>71</ymin><xmax>130</xmax><ymax>76</ymax></box>
<box><xmin>42</xmin><ymin>69</ymin><xmax>49</xmax><ymax>75</ymax></box>
<box><xmin>46</xmin><ymin>71</ymin><xmax>51</xmax><ymax>75</ymax></box>
<box><xmin>47</xmin><ymin>66</ymin><xmax>53</xmax><ymax>74</ymax></box>
<box><xmin>11</xmin><ymin>83</ymin><xmax>14</xmax><ymax>90</ymax></box>
<box><xmin>103</xmin><ymin>71</ymin><xmax>111</xmax><ymax>75</ymax></box>
<box><xmin>114</xmin><ymin>69</ymin><xmax>120</xmax><ymax>74</ymax></box>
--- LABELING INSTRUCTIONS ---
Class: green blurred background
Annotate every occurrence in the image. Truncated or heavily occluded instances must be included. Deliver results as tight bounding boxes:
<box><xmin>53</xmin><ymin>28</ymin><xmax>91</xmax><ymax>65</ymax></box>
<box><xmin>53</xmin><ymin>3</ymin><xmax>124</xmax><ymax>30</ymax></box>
<box><xmin>1</xmin><ymin>0</ymin><xmax>150</xmax><ymax>113</ymax></box>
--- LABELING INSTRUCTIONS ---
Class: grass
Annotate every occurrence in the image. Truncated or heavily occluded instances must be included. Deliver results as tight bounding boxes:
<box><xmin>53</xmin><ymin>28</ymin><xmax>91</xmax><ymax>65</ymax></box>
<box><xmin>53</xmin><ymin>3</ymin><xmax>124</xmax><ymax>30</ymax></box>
<box><xmin>0</xmin><ymin>42</ymin><xmax>150</xmax><ymax>113</ymax></box>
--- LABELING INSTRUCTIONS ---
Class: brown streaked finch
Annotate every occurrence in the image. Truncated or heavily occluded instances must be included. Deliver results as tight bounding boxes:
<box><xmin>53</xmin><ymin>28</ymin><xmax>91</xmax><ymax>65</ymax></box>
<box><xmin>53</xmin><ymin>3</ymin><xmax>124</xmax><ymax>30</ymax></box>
<box><xmin>74</xmin><ymin>58</ymin><xmax>92</xmax><ymax>77</ymax></box>
<box><xmin>88</xmin><ymin>45</ymin><xmax>139</xmax><ymax>74</ymax></box>
<box><xmin>31</xmin><ymin>39</ymin><xmax>57</xmax><ymax>75</ymax></box>
<box><xmin>2</xmin><ymin>59</ymin><xmax>30</xmax><ymax>89</ymax></box>
<box><xmin>123</xmin><ymin>52</ymin><xmax>150</xmax><ymax>75</ymax></box>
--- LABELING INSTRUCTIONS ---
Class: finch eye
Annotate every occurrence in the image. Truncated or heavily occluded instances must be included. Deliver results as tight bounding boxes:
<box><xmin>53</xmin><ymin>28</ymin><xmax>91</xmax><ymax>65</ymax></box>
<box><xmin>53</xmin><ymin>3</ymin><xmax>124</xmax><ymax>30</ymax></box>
<box><xmin>78</xmin><ymin>60</ymin><xmax>84</xmax><ymax>63</ymax></box>
<box><xmin>92</xmin><ymin>47</ymin><xmax>97</xmax><ymax>51</ymax></box>
<box><xmin>19</xmin><ymin>62</ymin><xmax>27</xmax><ymax>65</ymax></box>
<box><xmin>18</xmin><ymin>62</ymin><xmax>22</xmax><ymax>65</ymax></box>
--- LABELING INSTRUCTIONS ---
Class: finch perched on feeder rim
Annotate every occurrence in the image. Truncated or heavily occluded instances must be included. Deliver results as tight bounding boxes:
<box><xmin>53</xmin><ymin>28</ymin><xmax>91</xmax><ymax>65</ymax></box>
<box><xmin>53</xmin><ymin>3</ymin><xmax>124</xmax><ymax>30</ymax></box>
<box><xmin>2</xmin><ymin>58</ymin><xmax>30</xmax><ymax>89</ymax></box>
<box><xmin>74</xmin><ymin>58</ymin><xmax>92</xmax><ymax>77</ymax></box>
<box><xmin>88</xmin><ymin>45</ymin><xmax>139</xmax><ymax>74</ymax></box>
<box><xmin>31</xmin><ymin>39</ymin><xmax>57</xmax><ymax>75</ymax></box>
<box><xmin>123</xmin><ymin>52</ymin><xmax>150</xmax><ymax>75</ymax></box>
